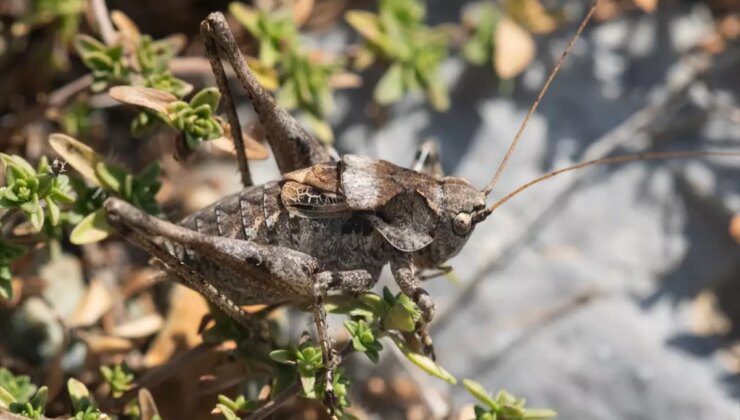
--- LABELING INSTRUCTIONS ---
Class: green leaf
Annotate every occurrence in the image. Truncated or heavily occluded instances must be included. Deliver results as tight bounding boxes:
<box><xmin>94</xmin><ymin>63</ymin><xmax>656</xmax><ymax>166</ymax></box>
<box><xmin>0</xmin><ymin>385</ymin><xmax>17</xmax><ymax>408</ymax></box>
<box><xmin>426</xmin><ymin>78</ymin><xmax>449</xmax><ymax>111</ymax></box>
<box><xmin>27</xmin><ymin>195</ymin><xmax>45</xmax><ymax>232</ymax></box>
<box><xmin>73</xmin><ymin>34</ymin><xmax>105</xmax><ymax>56</ymax></box>
<box><xmin>463</xmin><ymin>379</ymin><xmax>499</xmax><ymax>410</ymax></box>
<box><xmin>46</xmin><ymin>198</ymin><xmax>61</xmax><ymax>226</ymax></box>
<box><xmin>303</xmin><ymin>113</ymin><xmax>333</xmax><ymax>144</ymax></box>
<box><xmin>345</xmin><ymin>11</ymin><xmax>382</xmax><ymax>43</ymax></box>
<box><xmin>100</xmin><ymin>364</ymin><xmax>133</xmax><ymax>398</ymax></box>
<box><xmin>276</xmin><ymin>79</ymin><xmax>299</xmax><ymax>110</ymax></box>
<box><xmin>0</xmin><ymin>268</ymin><xmax>13</xmax><ymax>301</ymax></box>
<box><xmin>373</xmin><ymin>63</ymin><xmax>405</xmax><ymax>105</ymax></box>
<box><xmin>49</xmin><ymin>134</ymin><xmax>104</xmax><ymax>187</ymax></box>
<box><xmin>299</xmin><ymin>373</ymin><xmax>316</xmax><ymax>399</ymax></box>
<box><xmin>10</xmin><ymin>386</ymin><xmax>47</xmax><ymax>418</ymax></box>
<box><xmin>269</xmin><ymin>349</ymin><xmax>295</xmax><ymax>365</ymax></box>
<box><xmin>392</xmin><ymin>337</ymin><xmax>456</xmax><ymax>384</ymax></box>
<box><xmin>522</xmin><ymin>408</ymin><xmax>557</xmax><ymax>419</ymax></box>
<box><xmin>189</xmin><ymin>87</ymin><xmax>221</xmax><ymax>111</ymax></box>
<box><xmin>229</xmin><ymin>2</ymin><xmax>260</xmax><ymax>34</ymax></box>
<box><xmin>216</xmin><ymin>404</ymin><xmax>240</xmax><ymax>420</ymax></box>
<box><xmin>67</xmin><ymin>378</ymin><xmax>94</xmax><ymax>414</ymax></box>
<box><xmin>0</xmin><ymin>367</ymin><xmax>36</xmax><ymax>404</ymax></box>
<box><xmin>70</xmin><ymin>209</ymin><xmax>114</xmax><ymax>244</ymax></box>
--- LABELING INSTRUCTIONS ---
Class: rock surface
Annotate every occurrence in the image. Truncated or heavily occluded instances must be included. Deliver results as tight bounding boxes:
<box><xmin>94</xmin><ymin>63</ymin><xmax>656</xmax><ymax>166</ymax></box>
<box><xmin>320</xmin><ymin>2</ymin><xmax>739</xmax><ymax>419</ymax></box>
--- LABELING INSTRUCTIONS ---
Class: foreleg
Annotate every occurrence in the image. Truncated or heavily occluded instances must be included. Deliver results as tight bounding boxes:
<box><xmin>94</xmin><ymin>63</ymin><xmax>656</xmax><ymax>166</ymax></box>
<box><xmin>390</xmin><ymin>252</ymin><xmax>436</xmax><ymax>358</ymax></box>
<box><xmin>201</xmin><ymin>12</ymin><xmax>332</xmax><ymax>174</ymax></box>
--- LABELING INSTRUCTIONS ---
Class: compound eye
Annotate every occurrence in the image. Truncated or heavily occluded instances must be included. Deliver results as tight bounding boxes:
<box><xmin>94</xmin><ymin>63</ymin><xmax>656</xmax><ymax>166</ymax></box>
<box><xmin>452</xmin><ymin>212</ymin><xmax>472</xmax><ymax>236</ymax></box>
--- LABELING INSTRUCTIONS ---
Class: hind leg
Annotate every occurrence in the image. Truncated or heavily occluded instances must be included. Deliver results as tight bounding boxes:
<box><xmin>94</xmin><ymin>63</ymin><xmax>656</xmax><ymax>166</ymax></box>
<box><xmin>201</xmin><ymin>18</ymin><xmax>253</xmax><ymax>187</ymax></box>
<box><xmin>200</xmin><ymin>12</ymin><xmax>332</xmax><ymax>174</ymax></box>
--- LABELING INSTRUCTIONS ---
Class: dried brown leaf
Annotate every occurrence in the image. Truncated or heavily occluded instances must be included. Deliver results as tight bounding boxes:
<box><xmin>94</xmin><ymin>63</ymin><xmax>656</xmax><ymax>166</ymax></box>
<box><xmin>138</xmin><ymin>388</ymin><xmax>161</xmax><ymax>420</ymax></box>
<box><xmin>494</xmin><ymin>18</ymin><xmax>535</xmax><ymax>79</ymax></box>
<box><xmin>730</xmin><ymin>215</ymin><xmax>740</xmax><ymax>245</ymax></box>
<box><xmin>633</xmin><ymin>0</ymin><xmax>659</xmax><ymax>13</ymax></box>
<box><xmin>110</xmin><ymin>10</ymin><xmax>141</xmax><ymax>50</ymax></box>
<box><xmin>143</xmin><ymin>285</ymin><xmax>209</xmax><ymax>367</ymax></box>
<box><xmin>112</xmin><ymin>313</ymin><xmax>164</xmax><ymax>339</ymax></box>
<box><xmin>49</xmin><ymin>133</ymin><xmax>104</xmax><ymax>187</ymax></box>
<box><xmin>330</xmin><ymin>72</ymin><xmax>362</xmax><ymax>89</ymax></box>
<box><xmin>77</xmin><ymin>330</ymin><xmax>134</xmax><ymax>353</ymax></box>
<box><xmin>197</xmin><ymin>360</ymin><xmax>248</xmax><ymax>395</ymax></box>
<box><xmin>67</xmin><ymin>278</ymin><xmax>113</xmax><ymax>327</ymax></box>
<box><xmin>108</xmin><ymin>86</ymin><xmax>176</xmax><ymax>114</ymax></box>
<box><xmin>505</xmin><ymin>0</ymin><xmax>561</xmax><ymax>34</ymax></box>
<box><xmin>292</xmin><ymin>0</ymin><xmax>315</xmax><ymax>26</ymax></box>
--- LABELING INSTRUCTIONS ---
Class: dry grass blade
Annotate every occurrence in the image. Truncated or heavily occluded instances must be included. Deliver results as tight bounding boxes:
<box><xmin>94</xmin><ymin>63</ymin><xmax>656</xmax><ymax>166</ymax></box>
<box><xmin>109</xmin><ymin>86</ymin><xmax>177</xmax><ymax>114</ymax></box>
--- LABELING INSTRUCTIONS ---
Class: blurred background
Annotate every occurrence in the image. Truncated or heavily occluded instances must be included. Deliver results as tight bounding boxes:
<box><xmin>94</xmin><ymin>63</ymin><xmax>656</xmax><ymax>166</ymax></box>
<box><xmin>0</xmin><ymin>0</ymin><xmax>738</xmax><ymax>419</ymax></box>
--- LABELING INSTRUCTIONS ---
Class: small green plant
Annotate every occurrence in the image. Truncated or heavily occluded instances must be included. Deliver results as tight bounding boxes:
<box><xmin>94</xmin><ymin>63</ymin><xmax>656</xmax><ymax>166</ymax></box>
<box><xmin>213</xmin><ymin>394</ymin><xmax>257</xmax><ymax>420</ymax></box>
<box><xmin>0</xmin><ymin>242</ymin><xmax>25</xmax><ymax>300</ymax></box>
<box><xmin>461</xmin><ymin>2</ymin><xmax>500</xmax><ymax>67</ymax></box>
<box><xmin>48</xmin><ymin>134</ymin><xmax>162</xmax><ymax>244</ymax></box>
<box><xmin>346</xmin><ymin>0</ymin><xmax>450</xmax><ymax>111</ymax></box>
<box><xmin>75</xmin><ymin>35</ymin><xmax>131</xmax><ymax>92</ymax></box>
<box><xmin>68</xmin><ymin>378</ymin><xmax>106</xmax><ymax>420</ymax></box>
<box><xmin>100</xmin><ymin>364</ymin><xmax>134</xmax><ymax>398</ymax></box>
<box><xmin>0</xmin><ymin>368</ymin><xmax>37</xmax><ymax>404</ymax></box>
<box><xmin>74</xmin><ymin>25</ymin><xmax>190</xmax><ymax>95</ymax></box>
<box><xmin>344</xmin><ymin>319</ymin><xmax>383</xmax><ymax>363</ymax></box>
<box><xmin>270</xmin><ymin>339</ymin><xmax>325</xmax><ymax>398</ymax></box>
<box><xmin>0</xmin><ymin>154</ymin><xmax>75</xmax><ymax>232</ymax></box>
<box><xmin>12</xmin><ymin>0</ymin><xmax>86</xmax><ymax>69</ymax></box>
<box><xmin>73</xmin><ymin>12</ymin><xmax>193</xmax><ymax>144</ymax></box>
<box><xmin>8</xmin><ymin>386</ymin><xmax>48</xmax><ymax>419</ymax></box>
<box><xmin>327</xmin><ymin>288</ymin><xmax>457</xmax><ymax>384</ymax></box>
<box><xmin>165</xmin><ymin>88</ymin><xmax>224</xmax><ymax>150</ymax></box>
<box><xmin>228</xmin><ymin>3</ymin><xmax>298</xmax><ymax>68</ymax></box>
<box><xmin>463</xmin><ymin>379</ymin><xmax>556</xmax><ymax>420</ymax></box>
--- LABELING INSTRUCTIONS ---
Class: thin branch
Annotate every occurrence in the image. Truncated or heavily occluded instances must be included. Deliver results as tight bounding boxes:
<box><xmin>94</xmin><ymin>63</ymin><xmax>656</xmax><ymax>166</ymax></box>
<box><xmin>248</xmin><ymin>344</ymin><xmax>355</xmax><ymax>420</ymax></box>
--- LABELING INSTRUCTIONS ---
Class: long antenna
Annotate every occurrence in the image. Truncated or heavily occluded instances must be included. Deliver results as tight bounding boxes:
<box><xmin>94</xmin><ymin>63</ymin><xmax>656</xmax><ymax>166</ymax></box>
<box><xmin>482</xmin><ymin>1</ymin><xmax>598</xmax><ymax>195</ymax></box>
<box><xmin>473</xmin><ymin>150</ymin><xmax>740</xmax><ymax>222</ymax></box>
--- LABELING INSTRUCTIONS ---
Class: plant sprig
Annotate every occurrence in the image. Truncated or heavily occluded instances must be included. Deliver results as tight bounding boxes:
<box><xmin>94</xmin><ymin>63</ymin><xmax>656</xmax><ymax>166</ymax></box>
<box><xmin>0</xmin><ymin>154</ymin><xmax>75</xmax><ymax>232</ymax></box>
<box><xmin>463</xmin><ymin>379</ymin><xmax>556</xmax><ymax>420</ymax></box>
<box><xmin>100</xmin><ymin>364</ymin><xmax>134</xmax><ymax>399</ymax></box>
<box><xmin>346</xmin><ymin>0</ymin><xmax>450</xmax><ymax>111</ymax></box>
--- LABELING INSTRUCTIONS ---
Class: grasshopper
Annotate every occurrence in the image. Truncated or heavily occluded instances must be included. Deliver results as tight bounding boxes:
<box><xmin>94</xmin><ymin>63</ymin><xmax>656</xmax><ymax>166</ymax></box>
<box><xmin>49</xmin><ymin>4</ymin><xmax>738</xmax><ymax>413</ymax></box>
